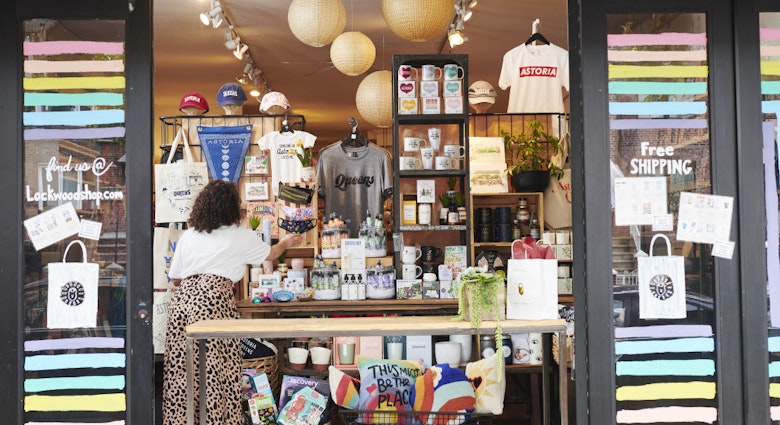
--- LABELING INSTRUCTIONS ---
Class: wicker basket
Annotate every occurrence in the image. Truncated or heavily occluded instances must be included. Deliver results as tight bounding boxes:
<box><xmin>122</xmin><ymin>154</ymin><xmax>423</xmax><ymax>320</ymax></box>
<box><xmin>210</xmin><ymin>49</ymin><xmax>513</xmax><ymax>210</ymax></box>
<box><xmin>242</xmin><ymin>353</ymin><xmax>281</xmax><ymax>396</ymax></box>
<box><xmin>552</xmin><ymin>333</ymin><xmax>573</xmax><ymax>366</ymax></box>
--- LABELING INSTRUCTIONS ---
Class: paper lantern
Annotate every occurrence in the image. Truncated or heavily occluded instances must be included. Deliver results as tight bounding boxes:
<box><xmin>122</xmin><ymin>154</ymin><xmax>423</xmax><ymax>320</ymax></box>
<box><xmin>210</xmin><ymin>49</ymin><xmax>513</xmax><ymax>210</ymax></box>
<box><xmin>355</xmin><ymin>70</ymin><xmax>392</xmax><ymax>128</ymax></box>
<box><xmin>330</xmin><ymin>32</ymin><xmax>376</xmax><ymax>76</ymax></box>
<box><xmin>288</xmin><ymin>0</ymin><xmax>347</xmax><ymax>47</ymax></box>
<box><xmin>382</xmin><ymin>0</ymin><xmax>453</xmax><ymax>42</ymax></box>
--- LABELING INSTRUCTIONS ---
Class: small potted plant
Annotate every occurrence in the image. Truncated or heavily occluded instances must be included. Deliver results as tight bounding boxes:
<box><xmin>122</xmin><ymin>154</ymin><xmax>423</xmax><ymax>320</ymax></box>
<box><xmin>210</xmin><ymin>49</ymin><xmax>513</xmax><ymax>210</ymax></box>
<box><xmin>502</xmin><ymin>119</ymin><xmax>563</xmax><ymax>192</ymax></box>
<box><xmin>248</xmin><ymin>215</ymin><xmax>261</xmax><ymax>231</ymax></box>
<box><xmin>438</xmin><ymin>193</ymin><xmax>452</xmax><ymax>225</ymax></box>
<box><xmin>291</xmin><ymin>137</ymin><xmax>316</xmax><ymax>182</ymax></box>
<box><xmin>453</xmin><ymin>192</ymin><xmax>467</xmax><ymax>224</ymax></box>
<box><xmin>453</xmin><ymin>266</ymin><xmax>505</xmax><ymax>373</ymax></box>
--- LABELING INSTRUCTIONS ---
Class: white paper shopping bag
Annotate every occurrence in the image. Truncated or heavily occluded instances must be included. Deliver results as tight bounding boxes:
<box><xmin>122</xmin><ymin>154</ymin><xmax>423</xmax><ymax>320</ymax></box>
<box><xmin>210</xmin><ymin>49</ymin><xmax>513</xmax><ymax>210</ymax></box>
<box><xmin>638</xmin><ymin>234</ymin><xmax>686</xmax><ymax>319</ymax></box>
<box><xmin>47</xmin><ymin>240</ymin><xmax>99</xmax><ymax>329</ymax></box>
<box><xmin>506</xmin><ymin>258</ymin><xmax>559</xmax><ymax>320</ymax></box>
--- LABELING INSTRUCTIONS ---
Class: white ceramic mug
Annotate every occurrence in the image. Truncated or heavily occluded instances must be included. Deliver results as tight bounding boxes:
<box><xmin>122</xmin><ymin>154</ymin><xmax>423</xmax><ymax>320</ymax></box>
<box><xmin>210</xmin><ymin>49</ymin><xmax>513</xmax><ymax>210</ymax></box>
<box><xmin>435</xmin><ymin>156</ymin><xmax>457</xmax><ymax>170</ymax></box>
<box><xmin>310</xmin><ymin>346</ymin><xmax>332</xmax><ymax>366</ymax></box>
<box><xmin>443</xmin><ymin>64</ymin><xmax>465</xmax><ymax>80</ymax></box>
<box><xmin>434</xmin><ymin>341</ymin><xmax>462</xmax><ymax>367</ymax></box>
<box><xmin>398</xmin><ymin>64</ymin><xmax>418</xmax><ymax>81</ymax></box>
<box><xmin>402</xmin><ymin>263</ymin><xmax>423</xmax><ymax>280</ymax></box>
<box><xmin>443</xmin><ymin>144</ymin><xmax>466</xmax><ymax>158</ymax></box>
<box><xmin>428</xmin><ymin>127</ymin><xmax>441</xmax><ymax>150</ymax></box>
<box><xmin>420</xmin><ymin>147</ymin><xmax>434</xmax><ymax>170</ymax></box>
<box><xmin>422</xmin><ymin>272</ymin><xmax>437</xmax><ymax>282</ymax></box>
<box><xmin>399</xmin><ymin>156</ymin><xmax>421</xmax><ymax>170</ymax></box>
<box><xmin>401</xmin><ymin>245</ymin><xmax>422</xmax><ymax>264</ymax></box>
<box><xmin>404</xmin><ymin>136</ymin><xmax>422</xmax><ymax>152</ymax></box>
<box><xmin>421</xmin><ymin>64</ymin><xmax>443</xmax><ymax>81</ymax></box>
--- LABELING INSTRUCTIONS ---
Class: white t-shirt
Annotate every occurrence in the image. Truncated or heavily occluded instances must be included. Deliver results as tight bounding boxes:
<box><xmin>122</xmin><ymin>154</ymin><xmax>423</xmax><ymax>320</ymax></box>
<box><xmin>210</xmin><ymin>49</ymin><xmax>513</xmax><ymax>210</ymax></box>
<box><xmin>258</xmin><ymin>130</ymin><xmax>317</xmax><ymax>196</ymax></box>
<box><xmin>498</xmin><ymin>43</ymin><xmax>569</xmax><ymax>114</ymax></box>
<box><xmin>168</xmin><ymin>225</ymin><xmax>270</xmax><ymax>282</ymax></box>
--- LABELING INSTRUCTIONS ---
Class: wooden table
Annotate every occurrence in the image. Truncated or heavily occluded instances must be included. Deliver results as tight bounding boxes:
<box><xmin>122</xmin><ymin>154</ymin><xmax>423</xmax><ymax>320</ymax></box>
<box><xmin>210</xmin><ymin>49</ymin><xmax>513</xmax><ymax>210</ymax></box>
<box><xmin>185</xmin><ymin>316</ymin><xmax>568</xmax><ymax>425</ymax></box>
<box><xmin>236</xmin><ymin>298</ymin><xmax>460</xmax><ymax>317</ymax></box>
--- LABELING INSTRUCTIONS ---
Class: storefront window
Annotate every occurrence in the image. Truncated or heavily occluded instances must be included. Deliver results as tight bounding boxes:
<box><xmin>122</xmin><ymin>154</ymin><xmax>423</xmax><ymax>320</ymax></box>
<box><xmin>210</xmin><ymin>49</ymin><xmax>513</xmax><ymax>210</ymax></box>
<box><xmin>607</xmin><ymin>13</ymin><xmax>719</xmax><ymax>423</ymax></box>
<box><xmin>22</xmin><ymin>19</ymin><xmax>127</xmax><ymax>420</ymax></box>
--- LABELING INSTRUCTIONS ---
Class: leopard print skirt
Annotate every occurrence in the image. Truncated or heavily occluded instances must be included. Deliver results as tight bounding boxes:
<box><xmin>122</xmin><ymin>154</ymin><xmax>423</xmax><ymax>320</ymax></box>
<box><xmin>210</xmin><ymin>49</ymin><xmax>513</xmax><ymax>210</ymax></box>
<box><xmin>163</xmin><ymin>273</ymin><xmax>242</xmax><ymax>425</ymax></box>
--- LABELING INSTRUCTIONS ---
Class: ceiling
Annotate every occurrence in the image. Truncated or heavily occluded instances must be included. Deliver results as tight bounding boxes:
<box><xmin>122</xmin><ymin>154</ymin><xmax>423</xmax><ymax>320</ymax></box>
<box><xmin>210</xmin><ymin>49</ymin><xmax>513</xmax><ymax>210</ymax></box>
<box><xmin>152</xmin><ymin>0</ymin><xmax>569</xmax><ymax>144</ymax></box>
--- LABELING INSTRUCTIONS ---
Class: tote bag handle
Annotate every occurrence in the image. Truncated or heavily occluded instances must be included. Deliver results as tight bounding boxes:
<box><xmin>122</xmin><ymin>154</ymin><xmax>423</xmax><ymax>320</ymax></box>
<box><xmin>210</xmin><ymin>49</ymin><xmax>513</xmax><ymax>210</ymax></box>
<box><xmin>648</xmin><ymin>234</ymin><xmax>672</xmax><ymax>257</ymax></box>
<box><xmin>62</xmin><ymin>240</ymin><xmax>89</xmax><ymax>263</ymax></box>
<box><xmin>166</xmin><ymin>127</ymin><xmax>195</xmax><ymax>164</ymax></box>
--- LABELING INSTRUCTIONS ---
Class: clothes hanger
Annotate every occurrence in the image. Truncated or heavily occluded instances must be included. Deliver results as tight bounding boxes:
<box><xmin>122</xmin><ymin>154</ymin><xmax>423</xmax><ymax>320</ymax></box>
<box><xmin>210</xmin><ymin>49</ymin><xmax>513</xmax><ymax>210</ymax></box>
<box><xmin>342</xmin><ymin>117</ymin><xmax>368</xmax><ymax>147</ymax></box>
<box><xmin>280</xmin><ymin>115</ymin><xmax>294</xmax><ymax>134</ymax></box>
<box><xmin>525</xmin><ymin>18</ymin><xmax>550</xmax><ymax>45</ymax></box>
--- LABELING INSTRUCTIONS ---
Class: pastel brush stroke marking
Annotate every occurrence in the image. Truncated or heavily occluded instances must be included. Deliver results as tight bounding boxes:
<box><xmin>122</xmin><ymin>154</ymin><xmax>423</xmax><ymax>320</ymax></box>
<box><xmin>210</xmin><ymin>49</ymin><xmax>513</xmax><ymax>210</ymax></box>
<box><xmin>616</xmin><ymin>359</ymin><xmax>715</xmax><ymax>377</ymax></box>
<box><xmin>26</xmin><ymin>422</ymin><xmax>124</xmax><ymax>425</ymax></box>
<box><xmin>25</xmin><ymin>337</ymin><xmax>125</xmax><ymax>352</ymax></box>
<box><xmin>761</xmin><ymin>61</ymin><xmax>780</xmax><ymax>76</ymax></box>
<box><xmin>610</xmin><ymin>119</ymin><xmax>708</xmax><ymax>130</ymax></box>
<box><xmin>609</xmin><ymin>65</ymin><xmax>709</xmax><ymax>79</ymax></box>
<box><xmin>24</xmin><ymin>60</ymin><xmax>124</xmax><ymax>74</ymax></box>
<box><xmin>25</xmin><ymin>92</ymin><xmax>124</xmax><ymax>107</ymax></box>
<box><xmin>762</xmin><ymin>81</ymin><xmax>780</xmax><ymax>95</ymax></box>
<box><xmin>769</xmin><ymin>361</ymin><xmax>780</xmax><ymax>378</ymax></box>
<box><xmin>608</xmin><ymin>49</ymin><xmax>707</xmax><ymax>63</ymax></box>
<box><xmin>761</xmin><ymin>46</ymin><xmax>780</xmax><ymax>57</ymax></box>
<box><xmin>615</xmin><ymin>337</ymin><xmax>714</xmax><ymax>355</ymax></box>
<box><xmin>769</xmin><ymin>382</ymin><xmax>780</xmax><ymax>398</ymax></box>
<box><xmin>23</xmin><ymin>110</ymin><xmax>125</xmax><ymax>126</ymax></box>
<box><xmin>761</xmin><ymin>28</ymin><xmax>780</xmax><ymax>41</ymax></box>
<box><xmin>762</xmin><ymin>101</ymin><xmax>780</xmax><ymax>116</ymax></box>
<box><xmin>25</xmin><ymin>353</ymin><xmax>125</xmax><ymax>371</ymax></box>
<box><xmin>608</xmin><ymin>82</ymin><xmax>707</xmax><ymax>95</ymax></box>
<box><xmin>616</xmin><ymin>325</ymin><xmax>713</xmax><ymax>339</ymax></box>
<box><xmin>24</xmin><ymin>127</ymin><xmax>126</xmax><ymax>141</ymax></box>
<box><xmin>616</xmin><ymin>381</ymin><xmax>716</xmax><ymax>401</ymax></box>
<box><xmin>607</xmin><ymin>32</ymin><xmax>707</xmax><ymax>47</ymax></box>
<box><xmin>609</xmin><ymin>101</ymin><xmax>706</xmax><ymax>116</ymax></box>
<box><xmin>616</xmin><ymin>406</ymin><xmax>717</xmax><ymax>424</ymax></box>
<box><xmin>772</xmin><ymin>405</ymin><xmax>780</xmax><ymax>421</ymax></box>
<box><xmin>24</xmin><ymin>393</ymin><xmax>125</xmax><ymax>412</ymax></box>
<box><xmin>24</xmin><ymin>76</ymin><xmax>125</xmax><ymax>90</ymax></box>
<box><xmin>25</xmin><ymin>375</ymin><xmax>125</xmax><ymax>392</ymax></box>
<box><xmin>768</xmin><ymin>336</ymin><xmax>780</xmax><ymax>352</ymax></box>
<box><xmin>23</xmin><ymin>41</ymin><xmax>124</xmax><ymax>56</ymax></box>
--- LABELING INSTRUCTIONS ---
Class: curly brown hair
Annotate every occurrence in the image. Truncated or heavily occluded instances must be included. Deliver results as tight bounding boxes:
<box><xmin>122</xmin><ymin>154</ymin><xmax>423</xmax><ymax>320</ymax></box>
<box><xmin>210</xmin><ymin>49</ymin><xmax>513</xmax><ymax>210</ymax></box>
<box><xmin>188</xmin><ymin>180</ymin><xmax>241</xmax><ymax>233</ymax></box>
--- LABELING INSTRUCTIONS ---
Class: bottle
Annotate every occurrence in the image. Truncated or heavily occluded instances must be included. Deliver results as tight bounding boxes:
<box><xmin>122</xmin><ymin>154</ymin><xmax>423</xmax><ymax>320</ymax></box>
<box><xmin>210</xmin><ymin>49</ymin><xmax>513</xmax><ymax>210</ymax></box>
<box><xmin>348</xmin><ymin>274</ymin><xmax>358</xmax><ymax>301</ymax></box>
<box><xmin>530</xmin><ymin>217</ymin><xmax>540</xmax><ymax>241</ymax></box>
<box><xmin>447</xmin><ymin>196</ymin><xmax>459</xmax><ymax>225</ymax></box>
<box><xmin>512</xmin><ymin>219</ymin><xmax>523</xmax><ymax>240</ymax></box>
<box><xmin>516</xmin><ymin>198</ymin><xmax>530</xmax><ymax>235</ymax></box>
<box><xmin>357</xmin><ymin>274</ymin><xmax>366</xmax><ymax>300</ymax></box>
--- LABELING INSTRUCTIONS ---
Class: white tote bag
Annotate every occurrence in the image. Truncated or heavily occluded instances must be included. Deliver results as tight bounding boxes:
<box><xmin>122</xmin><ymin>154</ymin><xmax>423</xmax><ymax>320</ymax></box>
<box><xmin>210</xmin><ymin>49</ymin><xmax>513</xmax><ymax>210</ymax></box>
<box><xmin>47</xmin><ymin>240</ymin><xmax>99</xmax><ymax>329</ymax></box>
<box><xmin>638</xmin><ymin>234</ymin><xmax>686</xmax><ymax>319</ymax></box>
<box><xmin>153</xmin><ymin>289</ymin><xmax>174</xmax><ymax>354</ymax></box>
<box><xmin>543</xmin><ymin>131</ymin><xmax>572</xmax><ymax>230</ymax></box>
<box><xmin>154</xmin><ymin>128</ymin><xmax>209</xmax><ymax>224</ymax></box>
<box><xmin>506</xmin><ymin>258</ymin><xmax>559</xmax><ymax>320</ymax></box>
<box><xmin>153</xmin><ymin>224</ymin><xmax>184</xmax><ymax>290</ymax></box>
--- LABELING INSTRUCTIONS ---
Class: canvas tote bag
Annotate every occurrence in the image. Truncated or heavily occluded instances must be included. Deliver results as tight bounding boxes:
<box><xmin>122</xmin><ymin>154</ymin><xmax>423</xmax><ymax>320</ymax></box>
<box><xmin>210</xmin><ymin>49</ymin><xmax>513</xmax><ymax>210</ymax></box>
<box><xmin>154</xmin><ymin>127</ymin><xmax>209</xmax><ymax>223</ymax></box>
<box><xmin>47</xmin><ymin>240</ymin><xmax>99</xmax><ymax>329</ymax></box>
<box><xmin>153</xmin><ymin>223</ymin><xmax>184</xmax><ymax>290</ymax></box>
<box><xmin>638</xmin><ymin>234</ymin><xmax>686</xmax><ymax>319</ymax></box>
<box><xmin>543</xmin><ymin>130</ymin><xmax>572</xmax><ymax>230</ymax></box>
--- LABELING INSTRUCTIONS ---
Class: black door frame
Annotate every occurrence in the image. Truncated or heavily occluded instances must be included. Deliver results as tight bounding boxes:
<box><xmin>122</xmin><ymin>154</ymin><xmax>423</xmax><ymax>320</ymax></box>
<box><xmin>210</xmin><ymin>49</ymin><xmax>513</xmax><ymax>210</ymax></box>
<box><xmin>0</xmin><ymin>1</ymin><xmax>153</xmax><ymax>423</ymax></box>
<box><xmin>572</xmin><ymin>0</ymin><xmax>770</xmax><ymax>424</ymax></box>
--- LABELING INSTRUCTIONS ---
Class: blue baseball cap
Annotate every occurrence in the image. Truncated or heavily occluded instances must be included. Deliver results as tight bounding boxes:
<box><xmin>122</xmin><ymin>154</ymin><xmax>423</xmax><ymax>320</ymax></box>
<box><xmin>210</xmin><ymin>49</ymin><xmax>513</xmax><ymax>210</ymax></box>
<box><xmin>216</xmin><ymin>82</ymin><xmax>247</xmax><ymax>107</ymax></box>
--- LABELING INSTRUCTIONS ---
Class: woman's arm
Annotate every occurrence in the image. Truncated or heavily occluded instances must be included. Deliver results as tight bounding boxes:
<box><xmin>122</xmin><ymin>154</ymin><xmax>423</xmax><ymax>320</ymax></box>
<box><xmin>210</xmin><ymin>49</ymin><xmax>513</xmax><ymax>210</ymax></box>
<box><xmin>267</xmin><ymin>233</ymin><xmax>304</xmax><ymax>261</ymax></box>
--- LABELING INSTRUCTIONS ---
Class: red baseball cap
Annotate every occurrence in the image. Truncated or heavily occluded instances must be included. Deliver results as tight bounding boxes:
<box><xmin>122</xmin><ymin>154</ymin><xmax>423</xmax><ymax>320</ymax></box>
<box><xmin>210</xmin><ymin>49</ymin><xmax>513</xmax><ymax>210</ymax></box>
<box><xmin>178</xmin><ymin>92</ymin><xmax>209</xmax><ymax>113</ymax></box>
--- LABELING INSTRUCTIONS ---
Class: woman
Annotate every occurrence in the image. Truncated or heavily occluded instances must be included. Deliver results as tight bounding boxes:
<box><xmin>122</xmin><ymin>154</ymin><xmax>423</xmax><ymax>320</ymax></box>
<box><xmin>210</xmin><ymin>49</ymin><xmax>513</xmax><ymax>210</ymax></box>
<box><xmin>163</xmin><ymin>180</ymin><xmax>302</xmax><ymax>425</ymax></box>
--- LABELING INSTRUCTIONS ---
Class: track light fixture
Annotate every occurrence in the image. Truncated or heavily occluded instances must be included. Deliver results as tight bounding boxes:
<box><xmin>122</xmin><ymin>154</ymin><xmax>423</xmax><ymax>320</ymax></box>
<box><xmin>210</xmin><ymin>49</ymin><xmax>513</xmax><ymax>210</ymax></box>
<box><xmin>224</xmin><ymin>26</ymin><xmax>238</xmax><ymax>50</ymax></box>
<box><xmin>449</xmin><ymin>1</ymin><xmax>472</xmax><ymax>48</ymax></box>
<box><xmin>199</xmin><ymin>0</ymin><xmax>223</xmax><ymax>28</ymax></box>
<box><xmin>233</xmin><ymin>42</ymin><xmax>249</xmax><ymax>60</ymax></box>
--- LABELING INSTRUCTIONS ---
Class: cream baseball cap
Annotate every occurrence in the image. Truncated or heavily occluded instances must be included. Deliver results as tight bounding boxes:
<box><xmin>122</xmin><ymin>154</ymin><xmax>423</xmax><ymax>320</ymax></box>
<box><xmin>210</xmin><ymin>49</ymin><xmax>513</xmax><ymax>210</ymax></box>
<box><xmin>468</xmin><ymin>80</ymin><xmax>497</xmax><ymax>105</ymax></box>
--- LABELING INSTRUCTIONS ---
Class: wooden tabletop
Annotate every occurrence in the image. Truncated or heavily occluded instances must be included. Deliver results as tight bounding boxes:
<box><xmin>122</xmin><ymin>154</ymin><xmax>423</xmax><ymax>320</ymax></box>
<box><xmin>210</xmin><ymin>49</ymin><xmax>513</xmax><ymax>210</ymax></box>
<box><xmin>236</xmin><ymin>298</ymin><xmax>460</xmax><ymax>317</ymax></box>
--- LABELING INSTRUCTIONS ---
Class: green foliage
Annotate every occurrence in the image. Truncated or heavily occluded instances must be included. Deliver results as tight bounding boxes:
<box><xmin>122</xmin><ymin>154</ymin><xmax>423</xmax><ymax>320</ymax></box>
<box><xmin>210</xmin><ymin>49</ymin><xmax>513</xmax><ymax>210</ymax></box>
<box><xmin>447</xmin><ymin>176</ymin><xmax>458</xmax><ymax>191</ymax></box>
<box><xmin>248</xmin><ymin>215</ymin><xmax>261</xmax><ymax>230</ymax></box>
<box><xmin>439</xmin><ymin>193</ymin><xmax>452</xmax><ymax>208</ymax></box>
<box><xmin>502</xmin><ymin>119</ymin><xmax>564</xmax><ymax>180</ymax></box>
<box><xmin>453</xmin><ymin>192</ymin><xmax>465</xmax><ymax>208</ymax></box>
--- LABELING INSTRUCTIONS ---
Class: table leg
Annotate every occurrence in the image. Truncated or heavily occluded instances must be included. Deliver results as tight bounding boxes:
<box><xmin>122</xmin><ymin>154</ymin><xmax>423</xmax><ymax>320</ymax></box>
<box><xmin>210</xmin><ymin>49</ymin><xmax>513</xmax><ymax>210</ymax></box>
<box><xmin>186</xmin><ymin>337</ymin><xmax>194</xmax><ymax>425</ymax></box>
<box><xmin>199</xmin><ymin>341</ymin><xmax>207</xmax><ymax>425</ymax></box>
<box><xmin>558</xmin><ymin>330</ymin><xmax>569</xmax><ymax>425</ymax></box>
<box><xmin>542</xmin><ymin>333</ymin><xmax>550</xmax><ymax>425</ymax></box>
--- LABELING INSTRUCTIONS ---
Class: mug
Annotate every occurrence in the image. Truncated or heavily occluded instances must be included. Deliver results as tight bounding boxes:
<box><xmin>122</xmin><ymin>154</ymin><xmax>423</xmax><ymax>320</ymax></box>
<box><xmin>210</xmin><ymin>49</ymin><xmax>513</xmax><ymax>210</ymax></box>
<box><xmin>435</xmin><ymin>156</ymin><xmax>458</xmax><ymax>170</ymax></box>
<box><xmin>399</xmin><ymin>156</ymin><xmax>421</xmax><ymax>170</ymax></box>
<box><xmin>422</xmin><ymin>272</ymin><xmax>437</xmax><ymax>282</ymax></box>
<box><xmin>404</xmin><ymin>136</ymin><xmax>422</xmax><ymax>152</ymax></box>
<box><xmin>427</xmin><ymin>127</ymin><xmax>441</xmax><ymax>150</ymax></box>
<box><xmin>420</xmin><ymin>245</ymin><xmax>443</xmax><ymax>262</ymax></box>
<box><xmin>443</xmin><ymin>144</ymin><xmax>466</xmax><ymax>158</ymax></box>
<box><xmin>420</xmin><ymin>147</ymin><xmax>434</xmax><ymax>170</ymax></box>
<box><xmin>443</xmin><ymin>64</ymin><xmax>465</xmax><ymax>80</ymax></box>
<box><xmin>402</xmin><ymin>263</ymin><xmax>423</xmax><ymax>280</ymax></box>
<box><xmin>401</xmin><ymin>245</ymin><xmax>422</xmax><ymax>264</ymax></box>
<box><xmin>421</xmin><ymin>64</ymin><xmax>443</xmax><ymax>81</ymax></box>
<box><xmin>398</xmin><ymin>64</ymin><xmax>418</xmax><ymax>81</ymax></box>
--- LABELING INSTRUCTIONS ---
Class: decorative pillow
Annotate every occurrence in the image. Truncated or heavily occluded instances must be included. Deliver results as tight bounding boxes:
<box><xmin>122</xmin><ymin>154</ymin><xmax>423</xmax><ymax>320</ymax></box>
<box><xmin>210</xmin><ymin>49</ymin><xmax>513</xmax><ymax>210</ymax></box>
<box><xmin>357</xmin><ymin>358</ymin><xmax>424</xmax><ymax>424</ymax></box>
<box><xmin>411</xmin><ymin>364</ymin><xmax>476</xmax><ymax>425</ymax></box>
<box><xmin>328</xmin><ymin>365</ymin><xmax>360</xmax><ymax>409</ymax></box>
<box><xmin>465</xmin><ymin>353</ymin><xmax>506</xmax><ymax>415</ymax></box>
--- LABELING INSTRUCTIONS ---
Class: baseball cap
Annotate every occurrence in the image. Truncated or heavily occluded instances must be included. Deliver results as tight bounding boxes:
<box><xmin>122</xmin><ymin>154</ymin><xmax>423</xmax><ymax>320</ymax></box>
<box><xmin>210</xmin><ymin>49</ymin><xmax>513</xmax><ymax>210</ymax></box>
<box><xmin>216</xmin><ymin>82</ymin><xmax>248</xmax><ymax>107</ymax></box>
<box><xmin>468</xmin><ymin>80</ymin><xmax>497</xmax><ymax>105</ymax></box>
<box><xmin>259</xmin><ymin>91</ymin><xmax>291</xmax><ymax>114</ymax></box>
<box><xmin>178</xmin><ymin>92</ymin><xmax>209</xmax><ymax>113</ymax></box>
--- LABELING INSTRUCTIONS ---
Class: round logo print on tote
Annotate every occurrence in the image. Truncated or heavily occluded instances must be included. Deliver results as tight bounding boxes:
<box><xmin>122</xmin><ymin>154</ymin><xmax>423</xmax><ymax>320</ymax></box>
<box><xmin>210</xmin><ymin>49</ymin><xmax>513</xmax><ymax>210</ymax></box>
<box><xmin>649</xmin><ymin>274</ymin><xmax>675</xmax><ymax>301</ymax></box>
<box><xmin>60</xmin><ymin>281</ymin><xmax>86</xmax><ymax>306</ymax></box>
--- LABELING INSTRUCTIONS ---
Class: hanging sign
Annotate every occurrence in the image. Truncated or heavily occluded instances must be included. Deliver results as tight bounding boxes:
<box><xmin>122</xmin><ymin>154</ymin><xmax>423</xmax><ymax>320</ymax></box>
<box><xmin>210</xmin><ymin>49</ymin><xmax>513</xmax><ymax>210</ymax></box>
<box><xmin>197</xmin><ymin>124</ymin><xmax>253</xmax><ymax>182</ymax></box>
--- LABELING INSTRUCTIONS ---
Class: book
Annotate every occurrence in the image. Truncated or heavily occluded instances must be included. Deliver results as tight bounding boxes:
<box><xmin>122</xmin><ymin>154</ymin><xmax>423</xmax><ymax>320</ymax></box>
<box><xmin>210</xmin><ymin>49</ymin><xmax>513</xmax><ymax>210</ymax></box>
<box><xmin>277</xmin><ymin>386</ymin><xmax>327</xmax><ymax>425</ymax></box>
<box><xmin>444</xmin><ymin>245</ymin><xmax>468</xmax><ymax>280</ymax></box>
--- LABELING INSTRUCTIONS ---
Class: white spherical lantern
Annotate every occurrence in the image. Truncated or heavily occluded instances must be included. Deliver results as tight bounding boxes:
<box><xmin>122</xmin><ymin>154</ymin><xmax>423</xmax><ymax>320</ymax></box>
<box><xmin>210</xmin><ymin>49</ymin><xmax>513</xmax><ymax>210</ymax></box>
<box><xmin>288</xmin><ymin>0</ymin><xmax>347</xmax><ymax>47</ymax></box>
<box><xmin>330</xmin><ymin>31</ymin><xmax>376</xmax><ymax>76</ymax></box>
<box><xmin>382</xmin><ymin>0</ymin><xmax>453</xmax><ymax>42</ymax></box>
<box><xmin>356</xmin><ymin>70</ymin><xmax>392</xmax><ymax>128</ymax></box>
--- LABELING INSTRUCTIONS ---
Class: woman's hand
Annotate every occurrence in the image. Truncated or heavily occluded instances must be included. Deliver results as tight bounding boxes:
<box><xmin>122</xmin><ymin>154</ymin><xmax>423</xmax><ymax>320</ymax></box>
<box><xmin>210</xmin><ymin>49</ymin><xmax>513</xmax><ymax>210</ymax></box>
<box><xmin>281</xmin><ymin>233</ymin><xmax>304</xmax><ymax>249</ymax></box>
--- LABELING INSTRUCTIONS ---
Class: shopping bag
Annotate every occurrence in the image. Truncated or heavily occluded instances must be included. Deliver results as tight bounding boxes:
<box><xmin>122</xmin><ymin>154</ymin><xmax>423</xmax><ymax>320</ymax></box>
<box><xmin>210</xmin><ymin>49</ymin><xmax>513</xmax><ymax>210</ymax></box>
<box><xmin>506</xmin><ymin>258</ymin><xmax>559</xmax><ymax>320</ymax></box>
<box><xmin>154</xmin><ymin>128</ymin><xmax>209</xmax><ymax>223</ymax></box>
<box><xmin>638</xmin><ymin>234</ymin><xmax>686</xmax><ymax>319</ymax></box>
<box><xmin>47</xmin><ymin>240</ymin><xmax>99</xmax><ymax>329</ymax></box>
<box><xmin>153</xmin><ymin>289</ymin><xmax>174</xmax><ymax>354</ymax></box>
<box><xmin>543</xmin><ymin>131</ymin><xmax>572</xmax><ymax>230</ymax></box>
<box><xmin>153</xmin><ymin>224</ymin><xmax>184</xmax><ymax>289</ymax></box>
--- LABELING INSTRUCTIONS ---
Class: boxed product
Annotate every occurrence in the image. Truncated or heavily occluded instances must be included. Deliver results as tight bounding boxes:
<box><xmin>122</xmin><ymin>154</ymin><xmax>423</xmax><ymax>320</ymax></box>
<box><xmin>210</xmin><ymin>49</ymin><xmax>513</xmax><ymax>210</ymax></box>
<box><xmin>405</xmin><ymin>335</ymin><xmax>433</xmax><ymax>369</ymax></box>
<box><xmin>398</xmin><ymin>98</ymin><xmax>419</xmax><ymax>114</ymax></box>
<box><xmin>553</xmin><ymin>244</ymin><xmax>573</xmax><ymax>260</ymax></box>
<box><xmin>333</xmin><ymin>336</ymin><xmax>359</xmax><ymax>368</ymax></box>
<box><xmin>442</xmin><ymin>80</ymin><xmax>462</xmax><ymax>97</ymax></box>
<box><xmin>421</xmin><ymin>97</ymin><xmax>441</xmax><ymax>114</ymax></box>
<box><xmin>358</xmin><ymin>336</ymin><xmax>384</xmax><ymax>359</ymax></box>
<box><xmin>419</xmin><ymin>80</ymin><xmax>440</xmax><ymax>98</ymax></box>
<box><xmin>558</xmin><ymin>277</ymin><xmax>573</xmax><ymax>294</ymax></box>
<box><xmin>438</xmin><ymin>280</ymin><xmax>454</xmax><ymax>299</ymax></box>
<box><xmin>396</xmin><ymin>279</ymin><xmax>422</xmax><ymax>299</ymax></box>
<box><xmin>278</xmin><ymin>375</ymin><xmax>330</xmax><ymax>413</ymax></box>
<box><xmin>277</xmin><ymin>386</ymin><xmax>328</xmax><ymax>425</ymax></box>
<box><xmin>422</xmin><ymin>280</ymin><xmax>440</xmax><ymax>299</ymax></box>
<box><xmin>444</xmin><ymin>96</ymin><xmax>463</xmax><ymax>114</ymax></box>
<box><xmin>398</xmin><ymin>80</ymin><xmax>416</xmax><ymax>98</ymax></box>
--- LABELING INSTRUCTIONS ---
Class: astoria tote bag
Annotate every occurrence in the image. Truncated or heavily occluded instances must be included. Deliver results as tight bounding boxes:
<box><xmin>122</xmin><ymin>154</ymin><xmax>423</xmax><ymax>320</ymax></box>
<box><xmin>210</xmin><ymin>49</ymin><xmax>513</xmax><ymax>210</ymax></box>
<box><xmin>637</xmin><ymin>234</ymin><xmax>686</xmax><ymax>319</ymax></box>
<box><xmin>154</xmin><ymin>127</ymin><xmax>209</xmax><ymax>223</ymax></box>
<box><xmin>47</xmin><ymin>240</ymin><xmax>99</xmax><ymax>329</ymax></box>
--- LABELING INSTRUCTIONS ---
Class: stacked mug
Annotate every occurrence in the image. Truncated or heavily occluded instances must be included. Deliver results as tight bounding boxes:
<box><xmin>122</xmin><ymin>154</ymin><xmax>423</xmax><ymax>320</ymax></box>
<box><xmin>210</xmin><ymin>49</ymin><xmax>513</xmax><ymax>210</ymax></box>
<box><xmin>420</xmin><ymin>245</ymin><xmax>442</xmax><ymax>278</ymax></box>
<box><xmin>494</xmin><ymin>206</ymin><xmax>513</xmax><ymax>242</ymax></box>
<box><xmin>401</xmin><ymin>246</ymin><xmax>422</xmax><ymax>280</ymax></box>
<box><xmin>475</xmin><ymin>207</ymin><xmax>493</xmax><ymax>242</ymax></box>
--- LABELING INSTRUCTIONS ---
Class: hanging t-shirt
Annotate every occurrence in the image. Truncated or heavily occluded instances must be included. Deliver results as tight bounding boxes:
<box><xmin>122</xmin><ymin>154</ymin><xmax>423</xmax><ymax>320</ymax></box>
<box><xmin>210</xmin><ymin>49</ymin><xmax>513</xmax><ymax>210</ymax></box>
<box><xmin>257</xmin><ymin>130</ymin><xmax>317</xmax><ymax>196</ymax></box>
<box><xmin>316</xmin><ymin>142</ymin><xmax>392</xmax><ymax>237</ymax></box>
<box><xmin>498</xmin><ymin>43</ymin><xmax>569</xmax><ymax>114</ymax></box>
